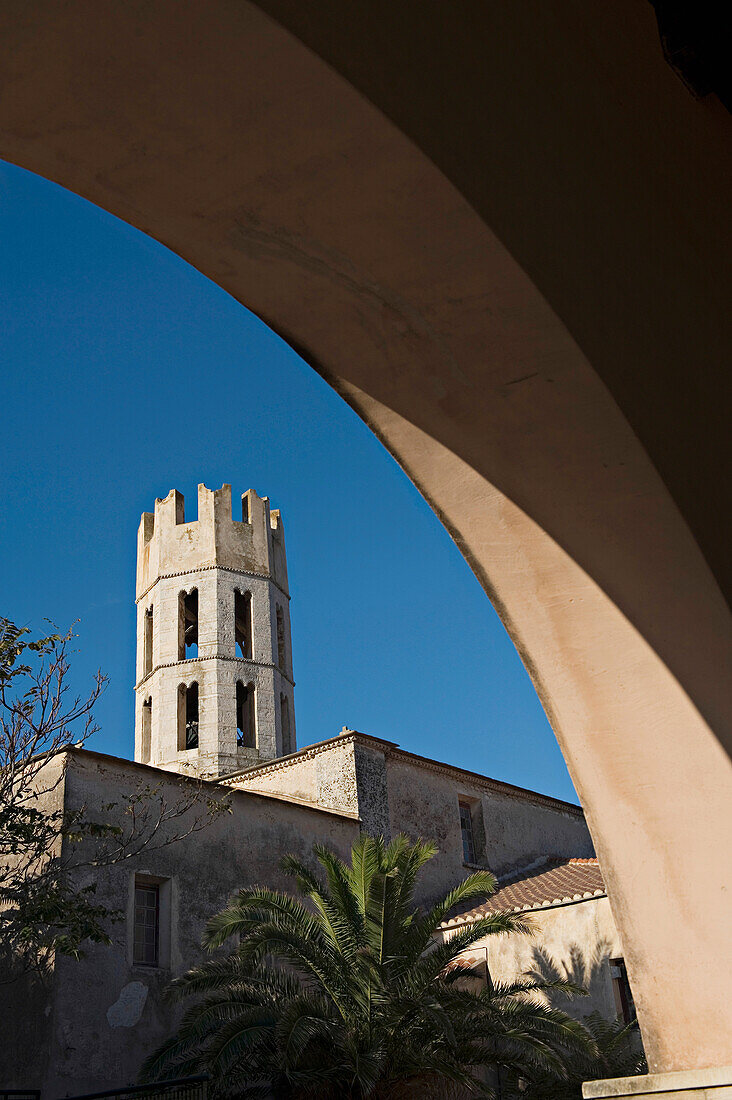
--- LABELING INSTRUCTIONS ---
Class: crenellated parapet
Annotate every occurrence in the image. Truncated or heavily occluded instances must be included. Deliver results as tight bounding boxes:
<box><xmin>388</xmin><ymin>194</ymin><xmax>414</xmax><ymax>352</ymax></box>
<box><xmin>136</xmin><ymin>483</ymin><xmax>288</xmax><ymax>600</ymax></box>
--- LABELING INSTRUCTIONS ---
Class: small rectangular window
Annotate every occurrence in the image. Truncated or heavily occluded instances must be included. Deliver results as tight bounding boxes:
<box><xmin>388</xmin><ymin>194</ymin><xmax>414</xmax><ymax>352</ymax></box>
<box><xmin>459</xmin><ymin>800</ymin><xmax>476</xmax><ymax>864</ymax></box>
<box><xmin>134</xmin><ymin>883</ymin><xmax>159</xmax><ymax>966</ymax></box>
<box><xmin>610</xmin><ymin>957</ymin><xmax>636</xmax><ymax>1023</ymax></box>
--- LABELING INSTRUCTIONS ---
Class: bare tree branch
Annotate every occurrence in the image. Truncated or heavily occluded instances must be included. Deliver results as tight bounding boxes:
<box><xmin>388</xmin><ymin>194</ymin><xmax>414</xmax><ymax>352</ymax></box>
<box><xmin>0</xmin><ymin>618</ymin><xmax>230</xmax><ymax>982</ymax></box>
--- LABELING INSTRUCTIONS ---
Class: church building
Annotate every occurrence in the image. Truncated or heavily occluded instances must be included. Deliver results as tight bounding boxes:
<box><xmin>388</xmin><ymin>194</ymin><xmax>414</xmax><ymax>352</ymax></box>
<box><xmin>3</xmin><ymin>485</ymin><xmax>630</xmax><ymax>1097</ymax></box>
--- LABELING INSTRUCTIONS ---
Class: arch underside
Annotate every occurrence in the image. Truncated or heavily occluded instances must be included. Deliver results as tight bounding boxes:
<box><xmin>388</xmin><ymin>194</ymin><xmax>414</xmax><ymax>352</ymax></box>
<box><xmin>0</xmin><ymin>0</ymin><xmax>730</xmax><ymax>1075</ymax></box>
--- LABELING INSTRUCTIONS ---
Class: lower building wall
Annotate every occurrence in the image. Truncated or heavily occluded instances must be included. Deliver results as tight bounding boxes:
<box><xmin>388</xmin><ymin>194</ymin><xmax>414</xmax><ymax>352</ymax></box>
<box><xmin>2</xmin><ymin>750</ymin><xmax>358</xmax><ymax>1099</ymax></box>
<box><xmin>457</xmin><ymin>896</ymin><xmax>624</xmax><ymax>1021</ymax></box>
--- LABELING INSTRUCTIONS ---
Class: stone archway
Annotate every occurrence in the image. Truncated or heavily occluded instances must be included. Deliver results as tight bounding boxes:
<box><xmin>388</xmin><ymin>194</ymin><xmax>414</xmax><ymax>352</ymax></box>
<box><xmin>0</xmin><ymin>0</ymin><xmax>729</xmax><ymax>1078</ymax></box>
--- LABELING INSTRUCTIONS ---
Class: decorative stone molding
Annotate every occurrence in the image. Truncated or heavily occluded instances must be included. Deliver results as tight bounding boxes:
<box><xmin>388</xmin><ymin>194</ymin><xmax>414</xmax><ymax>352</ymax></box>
<box><xmin>226</xmin><ymin>730</ymin><xmax>585</xmax><ymax>816</ymax></box>
<box><xmin>135</xmin><ymin>654</ymin><xmax>295</xmax><ymax>690</ymax></box>
<box><xmin>136</xmin><ymin>563</ymin><xmax>291</xmax><ymax>605</ymax></box>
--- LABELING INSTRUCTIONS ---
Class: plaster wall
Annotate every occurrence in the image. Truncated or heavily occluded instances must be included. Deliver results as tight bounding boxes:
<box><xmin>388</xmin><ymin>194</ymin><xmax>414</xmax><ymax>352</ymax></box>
<box><xmin>450</xmin><ymin>895</ymin><xmax>624</xmax><ymax>1023</ymax></box>
<box><xmin>230</xmin><ymin>736</ymin><xmax>363</xmax><ymax>815</ymax></box>
<box><xmin>2</xmin><ymin>750</ymin><xmax>358</xmax><ymax>1098</ymax></box>
<box><xmin>384</xmin><ymin>754</ymin><xmax>593</xmax><ymax>900</ymax></box>
<box><xmin>233</xmin><ymin>751</ymin><xmax>320</xmax><ymax>805</ymax></box>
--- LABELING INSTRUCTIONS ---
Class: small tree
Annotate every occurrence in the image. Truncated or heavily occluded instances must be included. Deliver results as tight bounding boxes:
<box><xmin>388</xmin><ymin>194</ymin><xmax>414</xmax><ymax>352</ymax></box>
<box><xmin>142</xmin><ymin>834</ymin><xmax>595</xmax><ymax>1098</ymax></box>
<box><xmin>0</xmin><ymin>617</ymin><xmax>230</xmax><ymax>980</ymax></box>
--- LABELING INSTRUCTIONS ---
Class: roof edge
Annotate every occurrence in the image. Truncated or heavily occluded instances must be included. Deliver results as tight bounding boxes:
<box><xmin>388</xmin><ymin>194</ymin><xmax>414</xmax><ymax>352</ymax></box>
<box><xmin>222</xmin><ymin>730</ymin><xmax>584</xmax><ymax>816</ymax></box>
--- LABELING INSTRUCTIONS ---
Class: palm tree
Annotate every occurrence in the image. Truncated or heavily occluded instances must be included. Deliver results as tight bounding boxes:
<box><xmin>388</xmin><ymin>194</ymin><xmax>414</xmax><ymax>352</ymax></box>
<box><xmin>141</xmin><ymin>835</ymin><xmax>594</xmax><ymax>1098</ymax></box>
<box><xmin>502</xmin><ymin>1011</ymin><xmax>646</xmax><ymax>1099</ymax></box>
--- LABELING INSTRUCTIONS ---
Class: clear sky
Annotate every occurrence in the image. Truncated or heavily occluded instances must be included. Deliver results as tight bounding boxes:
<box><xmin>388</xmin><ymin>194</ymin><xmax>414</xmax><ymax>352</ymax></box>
<box><xmin>0</xmin><ymin>159</ymin><xmax>578</xmax><ymax>805</ymax></box>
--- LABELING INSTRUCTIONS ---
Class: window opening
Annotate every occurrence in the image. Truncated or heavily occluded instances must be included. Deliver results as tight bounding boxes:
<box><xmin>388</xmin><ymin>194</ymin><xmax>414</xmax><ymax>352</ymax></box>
<box><xmin>236</xmin><ymin>681</ymin><xmax>256</xmax><ymax>748</ymax></box>
<box><xmin>141</xmin><ymin>696</ymin><xmax>152</xmax><ymax>763</ymax></box>
<box><xmin>242</xmin><ymin>495</ymin><xmax>250</xmax><ymax>523</ymax></box>
<box><xmin>178</xmin><ymin>588</ymin><xmax>198</xmax><ymax>659</ymax></box>
<box><xmin>459</xmin><ymin>800</ymin><xmax>476</xmax><ymax>864</ymax></box>
<box><xmin>280</xmin><ymin>693</ymin><xmax>291</xmax><ymax>755</ymax></box>
<box><xmin>235</xmin><ymin>589</ymin><xmax>253</xmax><ymax>659</ymax></box>
<box><xmin>143</xmin><ymin>605</ymin><xmax>153</xmax><ymax>676</ymax></box>
<box><xmin>610</xmin><ymin>957</ymin><xmax>636</xmax><ymax>1023</ymax></box>
<box><xmin>276</xmin><ymin>605</ymin><xmax>286</xmax><ymax>672</ymax></box>
<box><xmin>133</xmin><ymin>882</ymin><xmax>159</xmax><ymax>966</ymax></box>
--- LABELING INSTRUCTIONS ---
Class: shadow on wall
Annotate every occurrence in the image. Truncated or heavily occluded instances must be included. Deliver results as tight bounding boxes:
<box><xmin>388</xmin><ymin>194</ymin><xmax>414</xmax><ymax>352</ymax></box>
<box><xmin>497</xmin><ymin>941</ymin><xmax>647</xmax><ymax>1099</ymax></box>
<box><xmin>527</xmin><ymin>939</ymin><xmax>619</xmax><ymax>1018</ymax></box>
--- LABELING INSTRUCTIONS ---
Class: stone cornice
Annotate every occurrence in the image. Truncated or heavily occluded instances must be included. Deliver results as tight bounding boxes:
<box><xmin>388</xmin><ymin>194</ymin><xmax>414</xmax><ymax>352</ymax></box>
<box><xmin>221</xmin><ymin>731</ymin><xmax>584</xmax><ymax>816</ymax></box>
<box><xmin>135</xmin><ymin>654</ymin><xmax>295</xmax><ymax>691</ymax></box>
<box><xmin>221</xmin><ymin>734</ymin><xmax>358</xmax><ymax>784</ymax></box>
<box><xmin>136</xmin><ymin>564</ymin><xmax>290</xmax><ymax>605</ymax></box>
<box><xmin>380</xmin><ymin>743</ymin><xmax>584</xmax><ymax>816</ymax></box>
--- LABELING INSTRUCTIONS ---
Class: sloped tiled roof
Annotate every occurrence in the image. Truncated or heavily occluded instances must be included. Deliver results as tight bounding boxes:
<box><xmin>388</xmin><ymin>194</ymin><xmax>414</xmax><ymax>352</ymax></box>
<box><xmin>442</xmin><ymin>858</ymin><xmax>605</xmax><ymax>928</ymax></box>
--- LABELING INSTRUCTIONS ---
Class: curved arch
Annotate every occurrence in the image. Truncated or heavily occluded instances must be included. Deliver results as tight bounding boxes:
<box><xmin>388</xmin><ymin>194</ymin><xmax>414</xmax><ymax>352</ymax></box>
<box><xmin>0</xmin><ymin>0</ymin><xmax>729</xmax><ymax>1074</ymax></box>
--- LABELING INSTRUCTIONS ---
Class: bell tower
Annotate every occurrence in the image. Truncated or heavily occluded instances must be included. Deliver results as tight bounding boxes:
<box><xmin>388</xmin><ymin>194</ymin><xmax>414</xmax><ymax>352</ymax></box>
<box><xmin>134</xmin><ymin>483</ymin><xmax>295</xmax><ymax>778</ymax></box>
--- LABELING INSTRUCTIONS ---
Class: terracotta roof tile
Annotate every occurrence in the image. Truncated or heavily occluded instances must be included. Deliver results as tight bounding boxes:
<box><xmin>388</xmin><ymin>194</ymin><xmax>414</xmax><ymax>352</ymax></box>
<box><xmin>442</xmin><ymin>858</ymin><xmax>605</xmax><ymax>927</ymax></box>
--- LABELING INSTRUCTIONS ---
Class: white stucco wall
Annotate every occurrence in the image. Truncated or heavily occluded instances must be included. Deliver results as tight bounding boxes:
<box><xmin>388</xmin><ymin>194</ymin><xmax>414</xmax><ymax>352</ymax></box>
<box><xmin>442</xmin><ymin>895</ymin><xmax>624</xmax><ymax>1022</ymax></box>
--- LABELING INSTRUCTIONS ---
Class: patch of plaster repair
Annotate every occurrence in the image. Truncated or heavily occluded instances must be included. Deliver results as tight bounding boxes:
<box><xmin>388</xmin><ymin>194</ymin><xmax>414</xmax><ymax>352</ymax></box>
<box><xmin>106</xmin><ymin>981</ymin><xmax>148</xmax><ymax>1028</ymax></box>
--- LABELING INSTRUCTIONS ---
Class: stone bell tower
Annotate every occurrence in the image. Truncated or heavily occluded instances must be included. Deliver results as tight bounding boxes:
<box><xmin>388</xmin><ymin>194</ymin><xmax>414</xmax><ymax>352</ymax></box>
<box><xmin>134</xmin><ymin>483</ymin><xmax>295</xmax><ymax>778</ymax></box>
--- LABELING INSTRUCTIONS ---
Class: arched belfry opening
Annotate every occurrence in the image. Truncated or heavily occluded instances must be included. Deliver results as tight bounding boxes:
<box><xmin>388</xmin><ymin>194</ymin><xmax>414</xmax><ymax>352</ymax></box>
<box><xmin>280</xmin><ymin>692</ymin><xmax>292</xmax><ymax>756</ymax></box>
<box><xmin>178</xmin><ymin>588</ymin><xmax>198</xmax><ymax>659</ymax></box>
<box><xmin>236</xmin><ymin>681</ymin><xmax>256</xmax><ymax>749</ymax></box>
<box><xmin>276</xmin><ymin>604</ymin><xmax>286</xmax><ymax>673</ymax></box>
<box><xmin>177</xmin><ymin>682</ymin><xmax>199</xmax><ymax>750</ymax></box>
<box><xmin>234</xmin><ymin>589</ymin><xmax>253</xmax><ymax>659</ymax></box>
<box><xmin>143</xmin><ymin>605</ymin><xmax>153</xmax><ymax>676</ymax></box>
<box><xmin>141</xmin><ymin>696</ymin><xmax>152</xmax><ymax>764</ymax></box>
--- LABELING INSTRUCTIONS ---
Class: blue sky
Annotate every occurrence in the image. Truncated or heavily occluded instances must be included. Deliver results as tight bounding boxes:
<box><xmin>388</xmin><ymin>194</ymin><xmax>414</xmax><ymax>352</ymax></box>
<box><xmin>0</xmin><ymin>159</ymin><xmax>578</xmax><ymax>804</ymax></box>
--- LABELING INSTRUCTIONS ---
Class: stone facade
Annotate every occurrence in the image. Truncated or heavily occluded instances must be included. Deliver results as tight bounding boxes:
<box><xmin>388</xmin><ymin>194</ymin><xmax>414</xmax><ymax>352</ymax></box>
<box><xmin>134</xmin><ymin>485</ymin><xmax>295</xmax><ymax>778</ymax></box>
<box><xmin>231</xmin><ymin>728</ymin><xmax>594</xmax><ymax>904</ymax></box>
